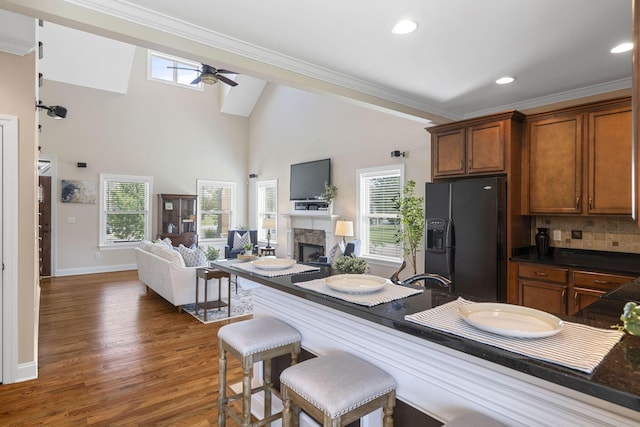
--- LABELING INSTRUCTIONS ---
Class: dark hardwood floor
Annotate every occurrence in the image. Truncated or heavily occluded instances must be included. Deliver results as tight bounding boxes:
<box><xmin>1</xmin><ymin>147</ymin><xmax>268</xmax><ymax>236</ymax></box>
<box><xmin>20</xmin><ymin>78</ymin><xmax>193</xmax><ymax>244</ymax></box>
<box><xmin>0</xmin><ymin>270</ymin><xmax>250</xmax><ymax>426</ymax></box>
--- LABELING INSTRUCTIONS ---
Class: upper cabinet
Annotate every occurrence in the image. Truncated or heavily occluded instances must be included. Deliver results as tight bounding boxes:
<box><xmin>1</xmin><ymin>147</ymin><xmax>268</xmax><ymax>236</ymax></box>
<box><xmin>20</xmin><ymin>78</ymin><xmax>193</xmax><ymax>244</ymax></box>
<box><xmin>522</xmin><ymin>98</ymin><xmax>631</xmax><ymax>216</ymax></box>
<box><xmin>428</xmin><ymin>111</ymin><xmax>525</xmax><ymax>179</ymax></box>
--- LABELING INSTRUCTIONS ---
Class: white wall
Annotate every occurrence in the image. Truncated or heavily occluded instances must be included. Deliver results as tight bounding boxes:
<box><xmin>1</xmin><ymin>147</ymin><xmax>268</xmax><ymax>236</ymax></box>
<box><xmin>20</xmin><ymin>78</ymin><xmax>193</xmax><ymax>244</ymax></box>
<box><xmin>248</xmin><ymin>85</ymin><xmax>432</xmax><ymax>278</ymax></box>
<box><xmin>40</xmin><ymin>47</ymin><xmax>249</xmax><ymax>275</ymax></box>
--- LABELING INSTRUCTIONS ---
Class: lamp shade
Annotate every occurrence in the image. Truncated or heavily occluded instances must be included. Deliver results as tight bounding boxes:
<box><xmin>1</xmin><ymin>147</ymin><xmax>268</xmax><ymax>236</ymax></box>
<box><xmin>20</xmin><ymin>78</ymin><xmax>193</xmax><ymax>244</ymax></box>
<box><xmin>335</xmin><ymin>220</ymin><xmax>354</xmax><ymax>237</ymax></box>
<box><xmin>262</xmin><ymin>217</ymin><xmax>276</xmax><ymax>229</ymax></box>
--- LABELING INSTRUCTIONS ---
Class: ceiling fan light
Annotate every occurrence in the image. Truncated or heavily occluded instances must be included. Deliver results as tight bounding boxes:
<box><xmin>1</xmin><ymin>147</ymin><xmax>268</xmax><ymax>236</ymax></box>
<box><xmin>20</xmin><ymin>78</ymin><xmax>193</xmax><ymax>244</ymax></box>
<box><xmin>392</xmin><ymin>20</ymin><xmax>418</xmax><ymax>35</ymax></box>
<box><xmin>200</xmin><ymin>73</ymin><xmax>218</xmax><ymax>84</ymax></box>
<box><xmin>496</xmin><ymin>76</ymin><xmax>515</xmax><ymax>85</ymax></box>
<box><xmin>611</xmin><ymin>42</ymin><xmax>633</xmax><ymax>53</ymax></box>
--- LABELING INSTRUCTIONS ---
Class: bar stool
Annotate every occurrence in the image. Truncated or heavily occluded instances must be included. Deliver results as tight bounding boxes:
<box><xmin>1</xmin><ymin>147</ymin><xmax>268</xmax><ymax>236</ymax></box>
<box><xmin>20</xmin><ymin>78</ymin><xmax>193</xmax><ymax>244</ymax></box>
<box><xmin>280</xmin><ymin>352</ymin><xmax>396</xmax><ymax>427</ymax></box>
<box><xmin>218</xmin><ymin>317</ymin><xmax>301</xmax><ymax>427</ymax></box>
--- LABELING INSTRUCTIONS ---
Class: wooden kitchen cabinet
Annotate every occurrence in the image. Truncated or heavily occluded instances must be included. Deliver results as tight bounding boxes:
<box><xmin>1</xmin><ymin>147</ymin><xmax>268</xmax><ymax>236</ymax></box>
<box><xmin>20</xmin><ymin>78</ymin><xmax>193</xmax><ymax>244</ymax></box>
<box><xmin>429</xmin><ymin>111</ymin><xmax>524</xmax><ymax>179</ymax></box>
<box><xmin>516</xmin><ymin>262</ymin><xmax>634</xmax><ymax>315</ymax></box>
<box><xmin>587</xmin><ymin>105</ymin><xmax>632</xmax><ymax>215</ymax></box>
<box><xmin>522</xmin><ymin>97</ymin><xmax>631</xmax><ymax>215</ymax></box>
<box><xmin>517</xmin><ymin>263</ymin><xmax>568</xmax><ymax>316</ymax></box>
<box><xmin>157</xmin><ymin>194</ymin><xmax>198</xmax><ymax>247</ymax></box>
<box><xmin>568</xmin><ymin>270</ymin><xmax>635</xmax><ymax>315</ymax></box>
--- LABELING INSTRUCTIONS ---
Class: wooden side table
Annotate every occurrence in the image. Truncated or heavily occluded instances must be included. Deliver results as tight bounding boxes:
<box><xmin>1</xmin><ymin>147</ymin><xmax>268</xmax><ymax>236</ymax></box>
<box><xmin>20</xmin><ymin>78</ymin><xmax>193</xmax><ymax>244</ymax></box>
<box><xmin>195</xmin><ymin>268</ymin><xmax>231</xmax><ymax>321</ymax></box>
<box><xmin>260</xmin><ymin>247</ymin><xmax>275</xmax><ymax>257</ymax></box>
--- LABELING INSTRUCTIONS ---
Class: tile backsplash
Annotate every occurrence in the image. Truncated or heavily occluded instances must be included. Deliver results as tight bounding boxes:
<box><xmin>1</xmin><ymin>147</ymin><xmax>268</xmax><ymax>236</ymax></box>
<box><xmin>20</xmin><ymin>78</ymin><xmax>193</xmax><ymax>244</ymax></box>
<box><xmin>534</xmin><ymin>216</ymin><xmax>640</xmax><ymax>254</ymax></box>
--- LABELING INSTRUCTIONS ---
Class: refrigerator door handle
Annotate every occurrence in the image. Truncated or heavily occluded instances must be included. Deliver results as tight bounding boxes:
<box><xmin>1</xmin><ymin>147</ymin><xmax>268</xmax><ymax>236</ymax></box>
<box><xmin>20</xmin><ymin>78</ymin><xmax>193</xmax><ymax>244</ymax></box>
<box><xmin>446</xmin><ymin>220</ymin><xmax>455</xmax><ymax>279</ymax></box>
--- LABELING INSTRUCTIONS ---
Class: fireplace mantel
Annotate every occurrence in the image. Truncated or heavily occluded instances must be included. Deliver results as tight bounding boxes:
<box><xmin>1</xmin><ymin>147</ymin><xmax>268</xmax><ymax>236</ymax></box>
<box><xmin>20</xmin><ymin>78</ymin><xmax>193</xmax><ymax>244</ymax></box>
<box><xmin>281</xmin><ymin>213</ymin><xmax>340</xmax><ymax>259</ymax></box>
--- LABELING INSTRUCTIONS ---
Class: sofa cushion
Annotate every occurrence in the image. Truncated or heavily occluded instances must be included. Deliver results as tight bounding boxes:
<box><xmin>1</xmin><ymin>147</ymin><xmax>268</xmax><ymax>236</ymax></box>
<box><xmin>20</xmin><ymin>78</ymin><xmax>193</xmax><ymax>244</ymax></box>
<box><xmin>232</xmin><ymin>231</ymin><xmax>252</xmax><ymax>250</ymax></box>
<box><xmin>150</xmin><ymin>242</ymin><xmax>186</xmax><ymax>267</ymax></box>
<box><xmin>140</xmin><ymin>240</ymin><xmax>154</xmax><ymax>252</ymax></box>
<box><xmin>177</xmin><ymin>244</ymin><xmax>207</xmax><ymax>267</ymax></box>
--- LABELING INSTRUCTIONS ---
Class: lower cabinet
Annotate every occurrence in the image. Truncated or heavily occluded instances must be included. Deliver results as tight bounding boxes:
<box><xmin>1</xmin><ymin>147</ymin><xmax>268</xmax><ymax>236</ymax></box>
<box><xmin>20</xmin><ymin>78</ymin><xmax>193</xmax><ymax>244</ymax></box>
<box><xmin>518</xmin><ymin>264</ymin><xmax>568</xmax><ymax>316</ymax></box>
<box><xmin>516</xmin><ymin>262</ymin><xmax>634</xmax><ymax>316</ymax></box>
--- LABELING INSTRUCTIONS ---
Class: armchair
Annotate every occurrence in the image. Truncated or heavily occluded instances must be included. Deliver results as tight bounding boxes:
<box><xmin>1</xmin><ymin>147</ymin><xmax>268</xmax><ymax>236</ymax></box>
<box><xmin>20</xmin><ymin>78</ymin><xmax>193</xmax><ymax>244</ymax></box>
<box><xmin>224</xmin><ymin>230</ymin><xmax>258</xmax><ymax>259</ymax></box>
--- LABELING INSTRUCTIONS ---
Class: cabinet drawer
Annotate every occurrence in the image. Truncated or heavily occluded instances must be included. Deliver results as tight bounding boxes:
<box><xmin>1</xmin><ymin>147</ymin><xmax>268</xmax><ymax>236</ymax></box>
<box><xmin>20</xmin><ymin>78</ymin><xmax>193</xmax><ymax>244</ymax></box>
<box><xmin>572</xmin><ymin>271</ymin><xmax>634</xmax><ymax>291</ymax></box>
<box><xmin>518</xmin><ymin>264</ymin><xmax>568</xmax><ymax>284</ymax></box>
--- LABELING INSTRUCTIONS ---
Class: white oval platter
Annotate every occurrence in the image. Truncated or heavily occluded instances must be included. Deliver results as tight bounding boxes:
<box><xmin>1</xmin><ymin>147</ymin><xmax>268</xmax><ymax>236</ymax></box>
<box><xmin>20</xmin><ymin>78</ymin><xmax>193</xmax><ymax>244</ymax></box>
<box><xmin>252</xmin><ymin>258</ymin><xmax>297</xmax><ymax>271</ymax></box>
<box><xmin>325</xmin><ymin>274</ymin><xmax>388</xmax><ymax>294</ymax></box>
<box><xmin>458</xmin><ymin>303</ymin><xmax>564</xmax><ymax>338</ymax></box>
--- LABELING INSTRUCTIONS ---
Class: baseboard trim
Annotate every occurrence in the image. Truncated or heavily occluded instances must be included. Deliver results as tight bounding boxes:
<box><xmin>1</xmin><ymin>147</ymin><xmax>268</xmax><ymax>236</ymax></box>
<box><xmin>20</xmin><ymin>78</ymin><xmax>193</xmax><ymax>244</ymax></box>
<box><xmin>55</xmin><ymin>264</ymin><xmax>137</xmax><ymax>277</ymax></box>
<box><xmin>15</xmin><ymin>361</ymin><xmax>37</xmax><ymax>383</ymax></box>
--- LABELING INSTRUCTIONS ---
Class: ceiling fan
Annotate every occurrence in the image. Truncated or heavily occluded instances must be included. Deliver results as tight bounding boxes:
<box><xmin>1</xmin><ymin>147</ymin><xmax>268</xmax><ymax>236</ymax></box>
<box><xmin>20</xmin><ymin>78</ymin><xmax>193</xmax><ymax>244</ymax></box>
<box><xmin>168</xmin><ymin>63</ymin><xmax>238</xmax><ymax>87</ymax></box>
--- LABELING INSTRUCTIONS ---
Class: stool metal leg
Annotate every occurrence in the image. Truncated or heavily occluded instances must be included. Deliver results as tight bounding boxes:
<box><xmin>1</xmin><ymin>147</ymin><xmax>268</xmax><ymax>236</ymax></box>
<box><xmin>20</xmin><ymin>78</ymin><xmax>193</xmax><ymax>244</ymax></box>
<box><xmin>218</xmin><ymin>346</ymin><xmax>227</xmax><ymax>427</ymax></box>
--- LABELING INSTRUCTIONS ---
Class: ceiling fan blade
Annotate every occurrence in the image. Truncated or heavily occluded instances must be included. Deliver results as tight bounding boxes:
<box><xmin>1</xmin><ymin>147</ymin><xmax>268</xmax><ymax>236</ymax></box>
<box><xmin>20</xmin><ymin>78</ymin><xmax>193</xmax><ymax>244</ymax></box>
<box><xmin>191</xmin><ymin>75</ymin><xmax>202</xmax><ymax>85</ymax></box>
<box><xmin>216</xmin><ymin>69</ymin><xmax>237</xmax><ymax>75</ymax></box>
<box><xmin>217</xmin><ymin>74</ymin><xmax>238</xmax><ymax>87</ymax></box>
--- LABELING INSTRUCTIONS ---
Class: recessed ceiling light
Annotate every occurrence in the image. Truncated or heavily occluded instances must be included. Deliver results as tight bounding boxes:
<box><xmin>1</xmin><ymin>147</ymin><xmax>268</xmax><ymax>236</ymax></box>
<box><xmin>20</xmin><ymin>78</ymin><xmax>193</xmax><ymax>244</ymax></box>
<box><xmin>496</xmin><ymin>76</ymin><xmax>515</xmax><ymax>85</ymax></box>
<box><xmin>611</xmin><ymin>42</ymin><xmax>633</xmax><ymax>53</ymax></box>
<box><xmin>392</xmin><ymin>20</ymin><xmax>418</xmax><ymax>35</ymax></box>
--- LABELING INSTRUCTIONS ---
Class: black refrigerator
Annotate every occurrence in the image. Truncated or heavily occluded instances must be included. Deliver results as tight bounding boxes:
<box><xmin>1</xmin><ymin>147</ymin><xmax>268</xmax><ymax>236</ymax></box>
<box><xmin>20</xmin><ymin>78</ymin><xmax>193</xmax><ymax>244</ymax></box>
<box><xmin>425</xmin><ymin>177</ymin><xmax>506</xmax><ymax>302</ymax></box>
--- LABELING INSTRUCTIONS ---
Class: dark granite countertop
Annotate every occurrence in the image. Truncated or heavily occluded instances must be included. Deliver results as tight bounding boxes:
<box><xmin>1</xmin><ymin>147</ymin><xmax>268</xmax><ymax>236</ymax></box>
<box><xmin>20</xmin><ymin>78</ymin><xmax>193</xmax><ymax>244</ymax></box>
<box><xmin>511</xmin><ymin>246</ymin><xmax>640</xmax><ymax>275</ymax></box>
<box><xmin>212</xmin><ymin>259</ymin><xmax>640</xmax><ymax>413</ymax></box>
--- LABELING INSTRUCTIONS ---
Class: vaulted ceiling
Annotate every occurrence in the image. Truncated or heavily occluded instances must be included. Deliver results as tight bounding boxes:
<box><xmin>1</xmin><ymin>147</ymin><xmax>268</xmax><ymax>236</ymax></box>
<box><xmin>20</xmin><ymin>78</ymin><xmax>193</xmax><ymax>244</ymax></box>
<box><xmin>0</xmin><ymin>0</ymin><xmax>633</xmax><ymax>123</ymax></box>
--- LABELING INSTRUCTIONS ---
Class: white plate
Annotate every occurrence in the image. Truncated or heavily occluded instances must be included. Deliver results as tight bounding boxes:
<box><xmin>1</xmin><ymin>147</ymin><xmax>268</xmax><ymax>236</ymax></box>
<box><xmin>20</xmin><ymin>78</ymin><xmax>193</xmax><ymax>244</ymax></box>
<box><xmin>325</xmin><ymin>274</ymin><xmax>388</xmax><ymax>294</ymax></box>
<box><xmin>251</xmin><ymin>258</ymin><xmax>297</xmax><ymax>271</ymax></box>
<box><xmin>458</xmin><ymin>303</ymin><xmax>564</xmax><ymax>338</ymax></box>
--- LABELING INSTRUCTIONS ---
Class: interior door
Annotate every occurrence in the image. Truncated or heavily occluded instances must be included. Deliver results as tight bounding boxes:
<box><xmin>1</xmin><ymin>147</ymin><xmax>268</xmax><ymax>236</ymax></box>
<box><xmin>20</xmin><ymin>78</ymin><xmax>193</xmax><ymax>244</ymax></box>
<box><xmin>38</xmin><ymin>176</ymin><xmax>52</xmax><ymax>277</ymax></box>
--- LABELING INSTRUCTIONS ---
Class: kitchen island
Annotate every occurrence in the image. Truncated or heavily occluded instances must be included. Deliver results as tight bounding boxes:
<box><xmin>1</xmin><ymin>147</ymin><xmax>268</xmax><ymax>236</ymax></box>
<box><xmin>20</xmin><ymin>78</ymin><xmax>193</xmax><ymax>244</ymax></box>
<box><xmin>212</xmin><ymin>260</ymin><xmax>640</xmax><ymax>426</ymax></box>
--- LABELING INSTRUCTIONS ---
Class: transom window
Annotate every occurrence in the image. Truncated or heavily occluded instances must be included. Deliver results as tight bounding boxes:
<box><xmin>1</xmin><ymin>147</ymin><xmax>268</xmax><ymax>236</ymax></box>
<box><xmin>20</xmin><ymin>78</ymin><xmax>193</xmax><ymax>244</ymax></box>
<box><xmin>197</xmin><ymin>180</ymin><xmax>235</xmax><ymax>241</ymax></box>
<box><xmin>357</xmin><ymin>165</ymin><xmax>404</xmax><ymax>261</ymax></box>
<box><xmin>256</xmin><ymin>180</ymin><xmax>277</xmax><ymax>242</ymax></box>
<box><xmin>147</xmin><ymin>50</ymin><xmax>203</xmax><ymax>90</ymax></box>
<box><xmin>99</xmin><ymin>174</ymin><xmax>153</xmax><ymax>247</ymax></box>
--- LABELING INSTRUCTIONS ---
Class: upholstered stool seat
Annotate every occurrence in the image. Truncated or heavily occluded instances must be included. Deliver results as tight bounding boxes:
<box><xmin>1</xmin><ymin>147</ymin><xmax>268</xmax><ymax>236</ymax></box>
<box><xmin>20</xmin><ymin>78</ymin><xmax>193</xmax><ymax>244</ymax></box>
<box><xmin>280</xmin><ymin>352</ymin><xmax>396</xmax><ymax>427</ymax></box>
<box><xmin>218</xmin><ymin>317</ymin><xmax>301</xmax><ymax>427</ymax></box>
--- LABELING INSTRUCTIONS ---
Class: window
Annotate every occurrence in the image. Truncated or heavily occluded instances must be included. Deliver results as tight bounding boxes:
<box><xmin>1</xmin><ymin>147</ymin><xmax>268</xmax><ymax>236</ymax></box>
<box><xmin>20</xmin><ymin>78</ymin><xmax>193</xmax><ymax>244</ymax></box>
<box><xmin>357</xmin><ymin>165</ymin><xmax>404</xmax><ymax>261</ymax></box>
<box><xmin>99</xmin><ymin>174</ymin><xmax>153</xmax><ymax>247</ymax></box>
<box><xmin>197</xmin><ymin>180</ymin><xmax>235</xmax><ymax>240</ymax></box>
<box><xmin>147</xmin><ymin>50</ymin><xmax>203</xmax><ymax>90</ymax></box>
<box><xmin>257</xmin><ymin>180</ymin><xmax>277</xmax><ymax>242</ymax></box>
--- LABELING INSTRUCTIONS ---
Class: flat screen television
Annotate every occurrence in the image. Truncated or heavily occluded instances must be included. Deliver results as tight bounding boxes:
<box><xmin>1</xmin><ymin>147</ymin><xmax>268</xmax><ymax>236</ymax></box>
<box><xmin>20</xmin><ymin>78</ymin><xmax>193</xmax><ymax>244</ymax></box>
<box><xmin>290</xmin><ymin>158</ymin><xmax>331</xmax><ymax>200</ymax></box>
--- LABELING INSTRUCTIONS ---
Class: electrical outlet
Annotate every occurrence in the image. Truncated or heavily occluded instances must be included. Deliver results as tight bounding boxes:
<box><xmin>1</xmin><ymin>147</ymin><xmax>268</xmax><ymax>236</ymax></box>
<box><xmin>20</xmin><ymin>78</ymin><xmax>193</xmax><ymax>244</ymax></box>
<box><xmin>66</xmin><ymin>217</ymin><xmax>76</xmax><ymax>224</ymax></box>
<box><xmin>553</xmin><ymin>230</ymin><xmax>561</xmax><ymax>241</ymax></box>
<box><xmin>95</xmin><ymin>252</ymin><xmax>101</xmax><ymax>259</ymax></box>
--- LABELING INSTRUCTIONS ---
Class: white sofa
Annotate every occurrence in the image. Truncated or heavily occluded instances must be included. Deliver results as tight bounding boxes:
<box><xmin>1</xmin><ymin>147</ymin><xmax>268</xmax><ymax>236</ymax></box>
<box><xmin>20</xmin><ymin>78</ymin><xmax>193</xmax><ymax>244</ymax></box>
<box><xmin>134</xmin><ymin>242</ymin><xmax>228</xmax><ymax>310</ymax></box>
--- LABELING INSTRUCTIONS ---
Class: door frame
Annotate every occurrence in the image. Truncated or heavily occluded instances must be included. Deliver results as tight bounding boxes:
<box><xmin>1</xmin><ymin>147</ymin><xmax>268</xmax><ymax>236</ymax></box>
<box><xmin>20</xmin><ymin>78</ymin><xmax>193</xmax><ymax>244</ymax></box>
<box><xmin>38</xmin><ymin>154</ymin><xmax>57</xmax><ymax>277</ymax></box>
<box><xmin>1</xmin><ymin>115</ymin><xmax>19</xmax><ymax>384</ymax></box>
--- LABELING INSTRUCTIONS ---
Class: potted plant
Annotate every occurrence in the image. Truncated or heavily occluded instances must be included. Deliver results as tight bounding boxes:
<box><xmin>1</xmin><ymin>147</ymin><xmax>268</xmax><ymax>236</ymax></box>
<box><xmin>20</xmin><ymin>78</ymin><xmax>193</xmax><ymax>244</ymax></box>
<box><xmin>321</xmin><ymin>181</ymin><xmax>338</xmax><ymax>209</ymax></box>
<box><xmin>204</xmin><ymin>246</ymin><xmax>220</xmax><ymax>267</ymax></box>
<box><xmin>242</xmin><ymin>243</ymin><xmax>254</xmax><ymax>255</ymax></box>
<box><xmin>394</xmin><ymin>180</ymin><xmax>425</xmax><ymax>275</ymax></box>
<box><xmin>332</xmin><ymin>254</ymin><xmax>368</xmax><ymax>274</ymax></box>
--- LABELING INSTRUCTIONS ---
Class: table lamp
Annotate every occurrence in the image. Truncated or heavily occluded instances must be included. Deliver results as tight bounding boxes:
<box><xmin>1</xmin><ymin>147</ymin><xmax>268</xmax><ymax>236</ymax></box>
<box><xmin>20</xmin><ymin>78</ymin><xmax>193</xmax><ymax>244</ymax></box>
<box><xmin>334</xmin><ymin>220</ymin><xmax>354</xmax><ymax>252</ymax></box>
<box><xmin>262</xmin><ymin>216</ymin><xmax>276</xmax><ymax>248</ymax></box>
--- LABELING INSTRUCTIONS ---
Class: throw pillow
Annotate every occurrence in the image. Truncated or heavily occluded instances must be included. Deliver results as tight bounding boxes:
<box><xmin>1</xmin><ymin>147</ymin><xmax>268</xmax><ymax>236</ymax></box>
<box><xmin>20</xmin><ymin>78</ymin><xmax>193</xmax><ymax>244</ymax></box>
<box><xmin>177</xmin><ymin>244</ymin><xmax>207</xmax><ymax>267</ymax></box>
<box><xmin>232</xmin><ymin>231</ymin><xmax>252</xmax><ymax>250</ymax></box>
<box><xmin>156</xmin><ymin>237</ymin><xmax>173</xmax><ymax>248</ymax></box>
<box><xmin>327</xmin><ymin>242</ymin><xmax>343</xmax><ymax>263</ymax></box>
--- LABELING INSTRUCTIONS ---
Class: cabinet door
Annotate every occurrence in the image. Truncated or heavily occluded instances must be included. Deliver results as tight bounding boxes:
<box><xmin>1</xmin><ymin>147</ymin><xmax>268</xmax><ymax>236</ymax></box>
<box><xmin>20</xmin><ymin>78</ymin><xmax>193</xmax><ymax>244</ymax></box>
<box><xmin>588</xmin><ymin>106</ymin><xmax>632</xmax><ymax>215</ymax></box>
<box><xmin>569</xmin><ymin>287</ymin><xmax>604</xmax><ymax>315</ymax></box>
<box><xmin>467</xmin><ymin>120</ymin><xmax>505</xmax><ymax>174</ymax></box>
<box><xmin>525</xmin><ymin>115</ymin><xmax>583</xmax><ymax>214</ymax></box>
<box><xmin>519</xmin><ymin>280</ymin><xmax>567</xmax><ymax>316</ymax></box>
<box><xmin>432</xmin><ymin>129</ymin><xmax>465</xmax><ymax>177</ymax></box>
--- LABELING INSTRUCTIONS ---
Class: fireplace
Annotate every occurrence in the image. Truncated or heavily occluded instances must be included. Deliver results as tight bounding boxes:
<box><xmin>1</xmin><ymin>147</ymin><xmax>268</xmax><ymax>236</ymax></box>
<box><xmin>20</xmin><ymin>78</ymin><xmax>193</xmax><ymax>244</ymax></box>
<box><xmin>283</xmin><ymin>212</ymin><xmax>338</xmax><ymax>261</ymax></box>
<box><xmin>292</xmin><ymin>228</ymin><xmax>326</xmax><ymax>261</ymax></box>
<box><xmin>298</xmin><ymin>242</ymin><xmax>324</xmax><ymax>263</ymax></box>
